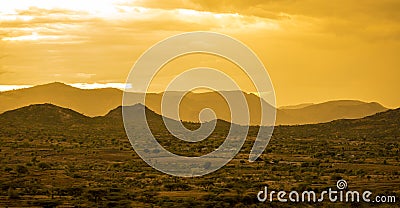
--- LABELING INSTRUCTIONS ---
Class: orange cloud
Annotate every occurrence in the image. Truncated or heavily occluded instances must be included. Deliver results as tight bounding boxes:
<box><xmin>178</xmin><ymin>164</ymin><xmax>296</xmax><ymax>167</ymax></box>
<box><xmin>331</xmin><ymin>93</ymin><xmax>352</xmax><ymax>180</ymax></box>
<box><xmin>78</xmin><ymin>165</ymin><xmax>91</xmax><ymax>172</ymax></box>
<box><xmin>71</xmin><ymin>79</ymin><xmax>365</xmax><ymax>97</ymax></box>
<box><xmin>0</xmin><ymin>0</ymin><xmax>399</xmax><ymax>108</ymax></box>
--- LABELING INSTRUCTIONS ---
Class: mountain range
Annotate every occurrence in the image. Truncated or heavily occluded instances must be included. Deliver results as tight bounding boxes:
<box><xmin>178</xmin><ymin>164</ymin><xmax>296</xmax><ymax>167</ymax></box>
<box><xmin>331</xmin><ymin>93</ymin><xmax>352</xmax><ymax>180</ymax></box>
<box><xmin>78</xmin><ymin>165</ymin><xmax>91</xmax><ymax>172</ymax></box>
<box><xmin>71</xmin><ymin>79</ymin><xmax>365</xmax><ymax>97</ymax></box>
<box><xmin>0</xmin><ymin>103</ymin><xmax>398</xmax><ymax>138</ymax></box>
<box><xmin>0</xmin><ymin>82</ymin><xmax>389</xmax><ymax>125</ymax></box>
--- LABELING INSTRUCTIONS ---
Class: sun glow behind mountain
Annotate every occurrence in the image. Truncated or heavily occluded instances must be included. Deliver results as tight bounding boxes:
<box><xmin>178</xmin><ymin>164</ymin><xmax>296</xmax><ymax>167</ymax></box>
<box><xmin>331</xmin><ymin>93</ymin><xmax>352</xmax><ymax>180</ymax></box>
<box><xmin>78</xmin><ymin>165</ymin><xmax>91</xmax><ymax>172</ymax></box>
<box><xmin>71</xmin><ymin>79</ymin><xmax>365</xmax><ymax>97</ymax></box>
<box><xmin>0</xmin><ymin>0</ymin><xmax>399</xmax><ymax>108</ymax></box>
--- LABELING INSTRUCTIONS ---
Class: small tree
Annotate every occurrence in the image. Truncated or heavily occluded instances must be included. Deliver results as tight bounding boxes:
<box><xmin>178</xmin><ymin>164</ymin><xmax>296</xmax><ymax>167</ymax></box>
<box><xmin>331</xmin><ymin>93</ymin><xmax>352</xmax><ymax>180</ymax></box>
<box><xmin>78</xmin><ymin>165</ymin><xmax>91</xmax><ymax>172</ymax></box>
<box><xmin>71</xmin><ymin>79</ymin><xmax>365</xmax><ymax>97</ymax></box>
<box><xmin>8</xmin><ymin>187</ymin><xmax>20</xmax><ymax>199</ymax></box>
<box><xmin>16</xmin><ymin>165</ymin><xmax>28</xmax><ymax>175</ymax></box>
<box><xmin>38</xmin><ymin>162</ymin><xmax>51</xmax><ymax>170</ymax></box>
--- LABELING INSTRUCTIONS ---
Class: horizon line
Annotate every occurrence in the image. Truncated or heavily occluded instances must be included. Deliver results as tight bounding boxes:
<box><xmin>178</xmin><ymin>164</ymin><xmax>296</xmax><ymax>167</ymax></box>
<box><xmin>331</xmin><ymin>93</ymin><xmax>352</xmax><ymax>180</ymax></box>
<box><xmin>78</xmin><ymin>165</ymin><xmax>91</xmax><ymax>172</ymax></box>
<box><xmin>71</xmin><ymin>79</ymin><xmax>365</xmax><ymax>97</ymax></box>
<box><xmin>0</xmin><ymin>82</ymin><xmax>393</xmax><ymax>109</ymax></box>
<box><xmin>0</xmin><ymin>82</ymin><xmax>264</xmax><ymax>94</ymax></box>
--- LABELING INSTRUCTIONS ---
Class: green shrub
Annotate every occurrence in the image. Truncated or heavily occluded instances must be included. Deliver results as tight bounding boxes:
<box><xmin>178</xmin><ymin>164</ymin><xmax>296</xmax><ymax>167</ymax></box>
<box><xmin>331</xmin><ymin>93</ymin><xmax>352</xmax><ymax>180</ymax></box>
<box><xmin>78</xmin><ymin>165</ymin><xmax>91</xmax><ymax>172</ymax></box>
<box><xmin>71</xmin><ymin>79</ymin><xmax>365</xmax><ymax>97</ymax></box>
<box><xmin>38</xmin><ymin>162</ymin><xmax>51</xmax><ymax>170</ymax></box>
<box><xmin>16</xmin><ymin>165</ymin><xmax>28</xmax><ymax>174</ymax></box>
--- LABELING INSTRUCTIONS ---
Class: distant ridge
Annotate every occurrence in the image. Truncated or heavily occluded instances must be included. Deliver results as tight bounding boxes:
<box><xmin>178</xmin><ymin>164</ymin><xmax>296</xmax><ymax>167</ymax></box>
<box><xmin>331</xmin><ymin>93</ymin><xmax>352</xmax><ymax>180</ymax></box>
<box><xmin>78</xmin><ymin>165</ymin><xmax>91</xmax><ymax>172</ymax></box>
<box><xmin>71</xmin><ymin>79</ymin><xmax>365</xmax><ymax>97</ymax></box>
<box><xmin>0</xmin><ymin>82</ymin><xmax>123</xmax><ymax>117</ymax></box>
<box><xmin>0</xmin><ymin>82</ymin><xmax>389</xmax><ymax>125</ymax></box>
<box><xmin>279</xmin><ymin>103</ymin><xmax>314</xmax><ymax>110</ymax></box>
<box><xmin>0</xmin><ymin>103</ymin><xmax>397</xmax><ymax>129</ymax></box>
<box><xmin>276</xmin><ymin>100</ymin><xmax>387</xmax><ymax>125</ymax></box>
<box><xmin>277</xmin><ymin>107</ymin><xmax>400</xmax><ymax>139</ymax></box>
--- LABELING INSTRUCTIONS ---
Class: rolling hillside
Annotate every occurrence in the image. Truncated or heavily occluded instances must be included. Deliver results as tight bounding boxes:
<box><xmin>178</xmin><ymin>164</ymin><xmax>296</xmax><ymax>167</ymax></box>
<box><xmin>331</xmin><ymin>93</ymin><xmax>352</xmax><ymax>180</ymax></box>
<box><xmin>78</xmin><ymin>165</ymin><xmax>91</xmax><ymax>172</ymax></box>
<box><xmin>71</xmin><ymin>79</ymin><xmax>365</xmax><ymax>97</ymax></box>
<box><xmin>0</xmin><ymin>103</ymin><xmax>397</xmax><ymax>131</ymax></box>
<box><xmin>0</xmin><ymin>83</ymin><xmax>388</xmax><ymax>125</ymax></box>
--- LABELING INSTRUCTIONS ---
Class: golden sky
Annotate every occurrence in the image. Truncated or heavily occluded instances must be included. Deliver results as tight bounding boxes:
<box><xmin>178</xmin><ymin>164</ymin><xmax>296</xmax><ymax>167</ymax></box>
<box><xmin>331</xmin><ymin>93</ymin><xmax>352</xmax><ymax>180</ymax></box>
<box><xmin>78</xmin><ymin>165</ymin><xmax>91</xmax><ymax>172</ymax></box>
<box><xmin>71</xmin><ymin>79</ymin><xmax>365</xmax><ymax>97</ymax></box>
<box><xmin>0</xmin><ymin>0</ymin><xmax>399</xmax><ymax>108</ymax></box>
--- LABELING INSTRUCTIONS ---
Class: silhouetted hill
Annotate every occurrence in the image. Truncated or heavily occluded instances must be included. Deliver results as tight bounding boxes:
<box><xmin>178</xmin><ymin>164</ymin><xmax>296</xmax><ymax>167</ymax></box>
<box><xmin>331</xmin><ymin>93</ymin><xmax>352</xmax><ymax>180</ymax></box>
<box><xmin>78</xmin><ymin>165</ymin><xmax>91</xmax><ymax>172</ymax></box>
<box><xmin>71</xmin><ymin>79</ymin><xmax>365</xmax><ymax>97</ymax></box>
<box><xmin>103</xmin><ymin>104</ymin><xmax>143</xmax><ymax>121</ymax></box>
<box><xmin>0</xmin><ymin>82</ymin><xmax>123</xmax><ymax>117</ymax></box>
<box><xmin>279</xmin><ymin>103</ymin><xmax>314</xmax><ymax>109</ymax></box>
<box><xmin>0</xmin><ymin>83</ymin><xmax>389</xmax><ymax>125</ymax></box>
<box><xmin>154</xmin><ymin>91</ymin><xmax>275</xmax><ymax>125</ymax></box>
<box><xmin>99</xmin><ymin>103</ymin><xmax>163</xmax><ymax>125</ymax></box>
<box><xmin>100</xmin><ymin>104</ymin><xmax>231</xmax><ymax>130</ymax></box>
<box><xmin>0</xmin><ymin>103</ymin><xmax>90</xmax><ymax>126</ymax></box>
<box><xmin>356</xmin><ymin>107</ymin><xmax>400</xmax><ymax>124</ymax></box>
<box><xmin>277</xmin><ymin>107</ymin><xmax>400</xmax><ymax>139</ymax></box>
<box><xmin>327</xmin><ymin>107</ymin><xmax>400</xmax><ymax>131</ymax></box>
<box><xmin>0</xmin><ymin>102</ymin><xmax>396</xmax><ymax>126</ymax></box>
<box><xmin>276</xmin><ymin>100</ymin><xmax>387</xmax><ymax>125</ymax></box>
<box><xmin>0</xmin><ymin>107</ymin><xmax>397</xmax><ymax>208</ymax></box>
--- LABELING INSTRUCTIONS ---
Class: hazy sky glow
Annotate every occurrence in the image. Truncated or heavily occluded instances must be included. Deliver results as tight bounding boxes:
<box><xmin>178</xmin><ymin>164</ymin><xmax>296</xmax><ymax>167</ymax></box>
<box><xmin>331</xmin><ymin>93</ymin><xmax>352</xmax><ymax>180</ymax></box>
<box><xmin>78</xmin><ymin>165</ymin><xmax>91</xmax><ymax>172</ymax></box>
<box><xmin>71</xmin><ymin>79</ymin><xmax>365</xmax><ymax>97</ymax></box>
<box><xmin>0</xmin><ymin>0</ymin><xmax>399</xmax><ymax>107</ymax></box>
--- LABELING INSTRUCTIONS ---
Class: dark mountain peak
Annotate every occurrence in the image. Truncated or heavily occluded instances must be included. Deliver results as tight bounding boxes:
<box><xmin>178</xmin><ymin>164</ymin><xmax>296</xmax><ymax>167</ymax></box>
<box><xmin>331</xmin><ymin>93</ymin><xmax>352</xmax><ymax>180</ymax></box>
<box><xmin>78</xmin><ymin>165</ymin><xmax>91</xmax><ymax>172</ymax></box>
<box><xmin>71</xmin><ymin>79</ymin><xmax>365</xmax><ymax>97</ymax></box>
<box><xmin>30</xmin><ymin>82</ymin><xmax>121</xmax><ymax>93</ymax></box>
<box><xmin>0</xmin><ymin>103</ymin><xmax>89</xmax><ymax>125</ymax></box>
<box><xmin>43</xmin><ymin>81</ymin><xmax>69</xmax><ymax>86</ymax></box>
<box><xmin>312</xmin><ymin>100</ymin><xmax>385</xmax><ymax>108</ymax></box>
<box><xmin>299</xmin><ymin>100</ymin><xmax>386</xmax><ymax>110</ymax></box>
<box><xmin>2</xmin><ymin>103</ymin><xmax>68</xmax><ymax>112</ymax></box>
<box><xmin>276</xmin><ymin>100</ymin><xmax>388</xmax><ymax>125</ymax></box>
<box><xmin>34</xmin><ymin>82</ymin><xmax>75</xmax><ymax>89</ymax></box>
<box><xmin>10</xmin><ymin>82</ymin><xmax>81</xmax><ymax>95</ymax></box>
<box><xmin>324</xmin><ymin>99</ymin><xmax>365</xmax><ymax>104</ymax></box>
<box><xmin>106</xmin><ymin>103</ymin><xmax>144</xmax><ymax>114</ymax></box>
<box><xmin>279</xmin><ymin>103</ymin><xmax>314</xmax><ymax>110</ymax></box>
<box><xmin>126</xmin><ymin>103</ymin><xmax>146</xmax><ymax>109</ymax></box>
<box><xmin>103</xmin><ymin>103</ymin><xmax>157</xmax><ymax>120</ymax></box>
